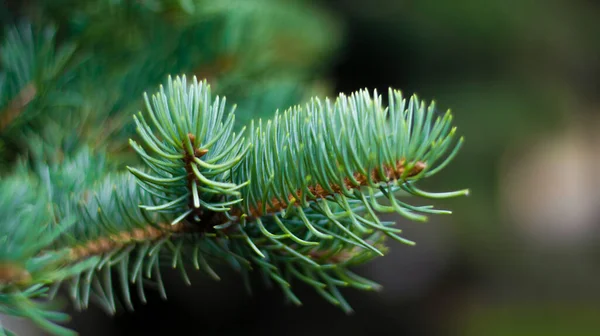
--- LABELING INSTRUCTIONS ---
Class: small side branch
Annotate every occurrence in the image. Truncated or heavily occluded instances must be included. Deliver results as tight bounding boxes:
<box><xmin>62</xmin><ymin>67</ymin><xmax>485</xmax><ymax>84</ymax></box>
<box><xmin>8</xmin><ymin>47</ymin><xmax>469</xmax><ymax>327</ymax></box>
<box><xmin>67</xmin><ymin>222</ymin><xmax>189</xmax><ymax>261</ymax></box>
<box><xmin>0</xmin><ymin>83</ymin><xmax>37</xmax><ymax>131</ymax></box>
<box><xmin>245</xmin><ymin>159</ymin><xmax>426</xmax><ymax>218</ymax></box>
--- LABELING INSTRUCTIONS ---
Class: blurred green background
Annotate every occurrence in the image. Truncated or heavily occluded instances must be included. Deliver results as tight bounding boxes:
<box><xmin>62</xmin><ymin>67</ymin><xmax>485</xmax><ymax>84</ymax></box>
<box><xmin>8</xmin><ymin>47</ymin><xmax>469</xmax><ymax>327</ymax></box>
<box><xmin>328</xmin><ymin>1</ymin><xmax>600</xmax><ymax>335</ymax></box>
<box><xmin>2</xmin><ymin>0</ymin><xmax>600</xmax><ymax>335</ymax></box>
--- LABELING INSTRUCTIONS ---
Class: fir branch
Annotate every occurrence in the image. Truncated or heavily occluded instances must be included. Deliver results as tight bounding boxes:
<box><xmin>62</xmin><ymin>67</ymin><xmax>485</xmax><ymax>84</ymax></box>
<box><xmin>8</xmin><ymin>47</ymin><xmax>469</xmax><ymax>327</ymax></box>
<box><xmin>226</xmin><ymin>83</ymin><xmax>468</xmax><ymax>259</ymax></box>
<box><xmin>1</xmin><ymin>154</ymin><xmax>230</xmax><ymax>335</ymax></box>
<box><xmin>129</xmin><ymin>75</ymin><xmax>467</xmax><ymax>311</ymax></box>
<box><xmin>0</xmin><ymin>75</ymin><xmax>467</xmax><ymax>335</ymax></box>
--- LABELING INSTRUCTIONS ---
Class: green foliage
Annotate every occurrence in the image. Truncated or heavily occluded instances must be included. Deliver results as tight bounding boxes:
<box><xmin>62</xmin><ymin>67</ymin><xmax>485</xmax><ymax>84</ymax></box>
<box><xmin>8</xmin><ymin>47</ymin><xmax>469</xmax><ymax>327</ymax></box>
<box><xmin>128</xmin><ymin>76</ymin><xmax>249</xmax><ymax>220</ymax></box>
<box><xmin>0</xmin><ymin>2</ymin><xmax>467</xmax><ymax>336</ymax></box>
<box><xmin>0</xmin><ymin>73</ymin><xmax>466</xmax><ymax>335</ymax></box>
<box><xmin>128</xmin><ymin>75</ymin><xmax>467</xmax><ymax>313</ymax></box>
<box><xmin>0</xmin><ymin>171</ymin><xmax>78</xmax><ymax>336</ymax></box>
<box><xmin>0</xmin><ymin>22</ymin><xmax>80</xmax><ymax>145</ymax></box>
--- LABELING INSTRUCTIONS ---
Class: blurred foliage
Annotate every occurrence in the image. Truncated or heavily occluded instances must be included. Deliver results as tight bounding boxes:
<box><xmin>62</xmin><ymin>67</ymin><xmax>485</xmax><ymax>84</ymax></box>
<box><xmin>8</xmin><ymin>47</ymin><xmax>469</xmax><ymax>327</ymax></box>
<box><xmin>0</xmin><ymin>0</ymin><xmax>342</xmax><ymax>167</ymax></box>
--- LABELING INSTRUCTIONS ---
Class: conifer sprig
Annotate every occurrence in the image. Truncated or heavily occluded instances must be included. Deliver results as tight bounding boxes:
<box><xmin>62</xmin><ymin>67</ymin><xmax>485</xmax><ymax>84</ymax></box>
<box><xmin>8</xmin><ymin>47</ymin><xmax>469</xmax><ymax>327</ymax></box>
<box><xmin>127</xmin><ymin>76</ymin><xmax>249</xmax><ymax>227</ymax></box>
<box><xmin>230</xmin><ymin>87</ymin><xmax>467</xmax><ymax>253</ymax></box>
<box><xmin>1</xmin><ymin>151</ymin><xmax>245</xmax><ymax>336</ymax></box>
<box><xmin>127</xmin><ymin>74</ymin><xmax>468</xmax><ymax>311</ymax></box>
<box><xmin>0</xmin><ymin>75</ymin><xmax>467</xmax><ymax>336</ymax></box>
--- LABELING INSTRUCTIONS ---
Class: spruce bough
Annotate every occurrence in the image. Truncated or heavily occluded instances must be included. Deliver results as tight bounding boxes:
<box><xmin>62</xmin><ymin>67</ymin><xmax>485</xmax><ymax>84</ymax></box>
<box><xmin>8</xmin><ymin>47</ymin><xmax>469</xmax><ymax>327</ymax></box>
<box><xmin>0</xmin><ymin>75</ymin><xmax>468</xmax><ymax>336</ymax></box>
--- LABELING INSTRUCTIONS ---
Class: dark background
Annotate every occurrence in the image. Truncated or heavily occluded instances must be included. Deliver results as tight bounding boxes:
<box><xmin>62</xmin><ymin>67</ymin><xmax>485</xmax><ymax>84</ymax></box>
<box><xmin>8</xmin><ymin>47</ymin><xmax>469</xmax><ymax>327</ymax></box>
<box><xmin>3</xmin><ymin>0</ymin><xmax>600</xmax><ymax>335</ymax></box>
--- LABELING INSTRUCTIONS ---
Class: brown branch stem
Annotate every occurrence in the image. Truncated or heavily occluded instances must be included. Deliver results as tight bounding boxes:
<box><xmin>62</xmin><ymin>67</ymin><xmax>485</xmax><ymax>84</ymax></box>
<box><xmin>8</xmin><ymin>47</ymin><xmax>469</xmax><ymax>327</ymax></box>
<box><xmin>243</xmin><ymin>159</ymin><xmax>426</xmax><ymax>218</ymax></box>
<box><xmin>66</xmin><ymin>222</ymin><xmax>189</xmax><ymax>261</ymax></box>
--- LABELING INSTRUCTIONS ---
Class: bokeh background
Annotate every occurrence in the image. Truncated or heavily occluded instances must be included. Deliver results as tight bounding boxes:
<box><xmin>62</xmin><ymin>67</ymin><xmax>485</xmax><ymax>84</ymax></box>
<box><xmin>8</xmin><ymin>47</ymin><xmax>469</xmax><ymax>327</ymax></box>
<box><xmin>2</xmin><ymin>0</ymin><xmax>600</xmax><ymax>335</ymax></box>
